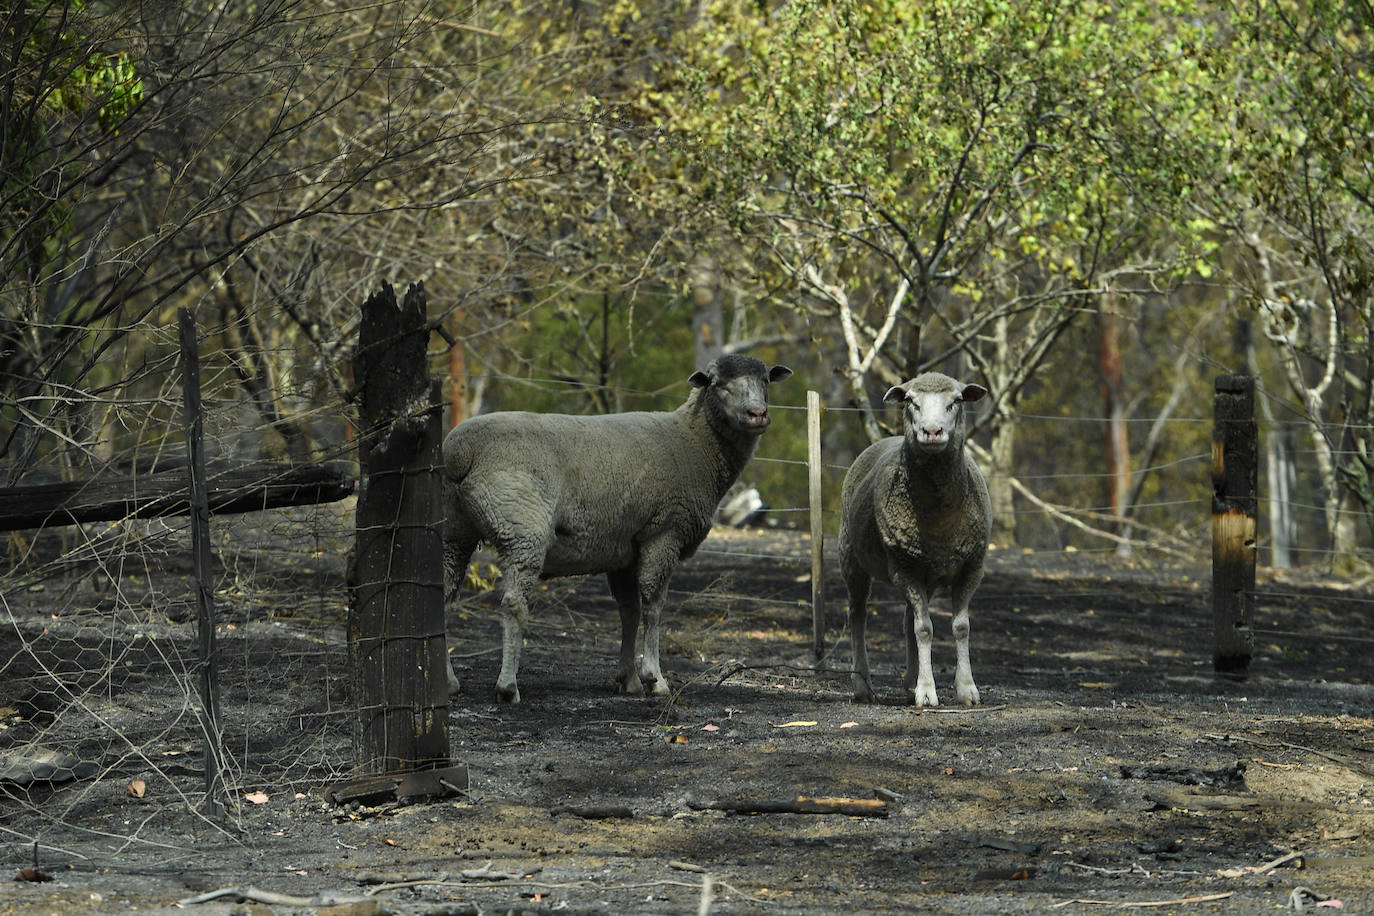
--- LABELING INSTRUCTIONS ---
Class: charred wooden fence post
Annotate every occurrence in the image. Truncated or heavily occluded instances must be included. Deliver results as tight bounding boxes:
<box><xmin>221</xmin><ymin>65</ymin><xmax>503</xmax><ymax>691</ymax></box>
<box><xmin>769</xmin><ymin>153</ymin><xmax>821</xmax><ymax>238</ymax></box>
<box><xmin>351</xmin><ymin>281</ymin><xmax>449</xmax><ymax>772</ymax></box>
<box><xmin>178</xmin><ymin>309</ymin><xmax>227</xmax><ymax>818</ymax></box>
<box><xmin>1211</xmin><ymin>374</ymin><xmax>1257</xmax><ymax>678</ymax></box>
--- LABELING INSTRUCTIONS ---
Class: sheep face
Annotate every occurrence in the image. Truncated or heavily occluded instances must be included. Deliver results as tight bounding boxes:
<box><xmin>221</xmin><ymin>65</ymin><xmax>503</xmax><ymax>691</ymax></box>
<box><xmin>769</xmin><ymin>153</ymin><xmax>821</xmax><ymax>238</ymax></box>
<box><xmin>690</xmin><ymin>355</ymin><xmax>793</xmax><ymax>436</ymax></box>
<box><xmin>884</xmin><ymin>372</ymin><xmax>987</xmax><ymax>455</ymax></box>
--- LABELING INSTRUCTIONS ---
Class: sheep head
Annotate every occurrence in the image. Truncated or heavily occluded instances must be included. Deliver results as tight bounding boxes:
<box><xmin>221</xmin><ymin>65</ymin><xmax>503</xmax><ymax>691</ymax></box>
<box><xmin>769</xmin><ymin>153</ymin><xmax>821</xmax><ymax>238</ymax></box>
<box><xmin>689</xmin><ymin>355</ymin><xmax>792</xmax><ymax>436</ymax></box>
<box><xmin>884</xmin><ymin>372</ymin><xmax>987</xmax><ymax>455</ymax></box>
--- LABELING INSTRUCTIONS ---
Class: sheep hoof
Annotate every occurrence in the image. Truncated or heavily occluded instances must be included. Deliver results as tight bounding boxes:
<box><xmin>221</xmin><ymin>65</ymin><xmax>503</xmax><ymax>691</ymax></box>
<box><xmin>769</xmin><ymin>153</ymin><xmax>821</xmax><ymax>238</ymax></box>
<box><xmin>910</xmin><ymin>687</ymin><xmax>939</xmax><ymax>707</ymax></box>
<box><xmin>496</xmin><ymin>683</ymin><xmax>521</xmax><ymax>704</ymax></box>
<box><xmin>618</xmin><ymin>675</ymin><xmax>645</xmax><ymax>696</ymax></box>
<box><xmin>956</xmin><ymin>686</ymin><xmax>981</xmax><ymax>707</ymax></box>
<box><xmin>648</xmin><ymin>679</ymin><xmax>671</xmax><ymax>697</ymax></box>
<box><xmin>447</xmin><ymin>668</ymin><xmax>462</xmax><ymax>696</ymax></box>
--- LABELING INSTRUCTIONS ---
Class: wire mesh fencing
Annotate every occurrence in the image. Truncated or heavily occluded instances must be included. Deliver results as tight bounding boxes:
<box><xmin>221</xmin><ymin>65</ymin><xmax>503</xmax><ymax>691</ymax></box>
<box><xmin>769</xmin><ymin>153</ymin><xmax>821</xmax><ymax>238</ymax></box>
<box><xmin>1</xmin><ymin>497</ymin><xmax>356</xmax><ymax>854</ymax></box>
<box><xmin>2</xmin><ymin>369</ymin><xmax>1372</xmax><ymax>866</ymax></box>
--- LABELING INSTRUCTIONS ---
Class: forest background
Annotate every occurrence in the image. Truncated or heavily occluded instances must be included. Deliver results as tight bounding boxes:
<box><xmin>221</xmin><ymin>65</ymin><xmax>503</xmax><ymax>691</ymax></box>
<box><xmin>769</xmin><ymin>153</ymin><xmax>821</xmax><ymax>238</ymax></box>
<box><xmin>4</xmin><ymin>0</ymin><xmax>1374</xmax><ymax>570</ymax></box>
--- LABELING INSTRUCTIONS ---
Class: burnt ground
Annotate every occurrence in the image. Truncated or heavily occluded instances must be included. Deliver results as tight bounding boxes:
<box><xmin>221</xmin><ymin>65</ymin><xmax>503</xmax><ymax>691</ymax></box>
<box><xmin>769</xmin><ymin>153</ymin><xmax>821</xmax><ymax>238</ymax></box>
<box><xmin>1</xmin><ymin>509</ymin><xmax>1372</xmax><ymax>915</ymax></box>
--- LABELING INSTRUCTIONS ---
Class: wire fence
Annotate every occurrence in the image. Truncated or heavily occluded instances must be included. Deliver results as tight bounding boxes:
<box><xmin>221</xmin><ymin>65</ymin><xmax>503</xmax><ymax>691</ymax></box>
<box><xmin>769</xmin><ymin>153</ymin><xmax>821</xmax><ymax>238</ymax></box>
<box><xmin>1</xmin><ymin>371</ymin><xmax>1371</xmax><ymax>867</ymax></box>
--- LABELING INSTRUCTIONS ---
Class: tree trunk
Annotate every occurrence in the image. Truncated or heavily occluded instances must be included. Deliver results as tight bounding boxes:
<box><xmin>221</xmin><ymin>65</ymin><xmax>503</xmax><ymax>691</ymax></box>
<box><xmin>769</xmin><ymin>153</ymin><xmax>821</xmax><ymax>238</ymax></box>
<box><xmin>1099</xmin><ymin>294</ymin><xmax>1131</xmax><ymax>555</ymax></box>
<box><xmin>986</xmin><ymin>421</ymin><xmax>1017</xmax><ymax>546</ymax></box>
<box><xmin>691</xmin><ymin>253</ymin><xmax>724</xmax><ymax>370</ymax></box>
<box><xmin>1265</xmin><ymin>422</ymin><xmax>1296</xmax><ymax>569</ymax></box>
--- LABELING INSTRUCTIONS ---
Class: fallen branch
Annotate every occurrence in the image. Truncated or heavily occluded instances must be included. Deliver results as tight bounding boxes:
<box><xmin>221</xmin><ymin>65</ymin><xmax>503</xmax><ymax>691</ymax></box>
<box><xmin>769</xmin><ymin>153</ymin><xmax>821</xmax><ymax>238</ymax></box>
<box><xmin>178</xmin><ymin>886</ymin><xmax>370</xmax><ymax>907</ymax></box>
<box><xmin>362</xmin><ymin>875</ymin><xmax>771</xmax><ymax>905</ymax></box>
<box><xmin>1051</xmin><ymin>891</ymin><xmax>1233</xmax><ymax>908</ymax></box>
<box><xmin>1145</xmin><ymin>786</ymin><xmax>1331</xmax><ymax>816</ymax></box>
<box><xmin>550</xmin><ymin>804</ymin><xmax>633</xmax><ymax>819</ymax></box>
<box><xmin>362</xmin><ymin>863</ymin><xmax>544</xmax><ymax>892</ymax></box>
<box><xmin>910</xmin><ymin>704</ymin><xmax>1009</xmax><ymax>714</ymax></box>
<box><xmin>1254</xmin><ymin>850</ymin><xmax>1306</xmax><ymax>874</ymax></box>
<box><xmin>970</xmin><ymin>441</ymin><xmax>1195</xmax><ymax>560</ymax></box>
<box><xmin>689</xmin><ymin>795</ymin><xmax>888</xmax><ymax>817</ymax></box>
<box><xmin>1218</xmin><ymin>849</ymin><xmax>1307</xmax><ymax>879</ymax></box>
<box><xmin>1119</xmin><ymin>760</ymin><xmax>1247</xmax><ymax>789</ymax></box>
<box><xmin>1206</xmin><ymin>733</ymin><xmax>1374</xmax><ymax>778</ymax></box>
<box><xmin>0</xmin><ymin>461</ymin><xmax>353</xmax><ymax>532</ymax></box>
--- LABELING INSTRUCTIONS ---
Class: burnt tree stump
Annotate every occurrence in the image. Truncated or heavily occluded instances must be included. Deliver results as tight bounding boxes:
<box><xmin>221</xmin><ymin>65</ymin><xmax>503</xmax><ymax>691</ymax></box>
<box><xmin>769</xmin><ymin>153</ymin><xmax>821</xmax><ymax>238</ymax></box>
<box><xmin>1211</xmin><ymin>374</ymin><xmax>1257</xmax><ymax>678</ymax></box>
<box><xmin>350</xmin><ymin>281</ymin><xmax>449</xmax><ymax>772</ymax></box>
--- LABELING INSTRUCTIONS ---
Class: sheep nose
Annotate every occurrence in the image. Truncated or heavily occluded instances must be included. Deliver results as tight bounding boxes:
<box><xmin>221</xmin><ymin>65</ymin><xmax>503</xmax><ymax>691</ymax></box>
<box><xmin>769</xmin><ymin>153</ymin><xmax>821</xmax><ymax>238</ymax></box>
<box><xmin>748</xmin><ymin>407</ymin><xmax>768</xmax><ymax>420</ymax></box>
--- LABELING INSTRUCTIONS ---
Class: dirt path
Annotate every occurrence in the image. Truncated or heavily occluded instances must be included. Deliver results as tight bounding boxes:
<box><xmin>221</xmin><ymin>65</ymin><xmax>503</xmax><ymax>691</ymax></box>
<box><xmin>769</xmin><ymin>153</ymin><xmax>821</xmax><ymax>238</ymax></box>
<box><xmin>2</xmin><ymin>525</ymin><xmax>1371</xmax><ymax>914</ymax></box>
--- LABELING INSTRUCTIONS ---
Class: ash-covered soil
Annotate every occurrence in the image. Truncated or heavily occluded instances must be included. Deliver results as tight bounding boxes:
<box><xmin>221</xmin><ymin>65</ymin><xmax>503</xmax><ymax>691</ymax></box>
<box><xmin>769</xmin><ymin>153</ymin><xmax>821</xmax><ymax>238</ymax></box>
<box><xmin>1</xmin><ymin>515</ymin><xmax>1371</xmax><ymax>915</ymax></box>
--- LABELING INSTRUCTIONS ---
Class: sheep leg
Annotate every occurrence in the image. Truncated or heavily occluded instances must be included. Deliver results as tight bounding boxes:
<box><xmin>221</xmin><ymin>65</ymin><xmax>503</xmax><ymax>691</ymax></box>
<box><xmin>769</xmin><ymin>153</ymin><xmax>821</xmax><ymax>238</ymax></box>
<box><xmin>844</xmin><ymin>567</ymin><xmax>875</xmax><ymax>703</ymax></box>
<box><xmin>637</xmin><ymin>598</ymin><xmax>671</xmax><ymax>696</ymax></box>
<box><xmin>490</xmin><ymin>534</ymin><xmax>545</xmax><ymax>704</ymax></box>
<box><xmin>492</xmin><ymin>568</ymin><xmax>536</xmax><ymax>704</ymax></box>
<box><xmin>950</xmin><ymin>568</ymin><xmax>983</xmax><ymax>706</ymax></box>
<box><xmin>633</xmin><ymin>542</ymin><xmax>679</xmax><ymax>697</ymax></box>
<box><xmin>441</xmin><ymin>499</ymin><xmax>480</xmax><ymax>696</ymax></box>
<box><xmin>606</xmin><ymin>569</ymin><xmax>645</xmax><ymax>696</ymax></box>
<box><xmin>901</xmin><ymin>584</ymin><xmax>939</xmax><ymax>707</ymax></box>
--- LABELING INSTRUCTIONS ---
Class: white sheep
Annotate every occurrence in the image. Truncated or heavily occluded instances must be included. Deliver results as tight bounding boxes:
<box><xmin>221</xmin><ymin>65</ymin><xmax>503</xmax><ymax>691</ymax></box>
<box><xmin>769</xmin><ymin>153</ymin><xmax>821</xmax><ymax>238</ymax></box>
<box><xmin>838</xmin><ymin>372</ymin><xmax>990</xmax><ymax>706</ymax></box>
<box><xmin>442</xmin><ymin>355</ymin><xmax>792</xmax><ymax>703</ymax></box>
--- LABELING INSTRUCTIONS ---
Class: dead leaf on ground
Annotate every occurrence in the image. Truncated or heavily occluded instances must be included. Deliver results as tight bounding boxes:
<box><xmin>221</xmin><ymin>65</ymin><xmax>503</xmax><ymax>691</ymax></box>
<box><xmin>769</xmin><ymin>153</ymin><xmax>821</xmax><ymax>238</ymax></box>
<box><xmin>244</xmin><ymin>790</ymin><xmax>269</xmax><ymax>804</ymax></box>
<box><xmin>126</xmin><ymin>779</ymin><xmax>146</xmax><ymax>798</ymax></box>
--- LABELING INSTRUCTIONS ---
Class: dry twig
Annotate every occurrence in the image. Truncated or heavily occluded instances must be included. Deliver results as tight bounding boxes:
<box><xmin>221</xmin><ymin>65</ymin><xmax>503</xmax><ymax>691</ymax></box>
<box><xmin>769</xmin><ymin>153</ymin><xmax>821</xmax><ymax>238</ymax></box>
<box><xmin>1051</xmin><ymin>891</ymin><xmax>1234</xmax><ymax>908</ymax></box>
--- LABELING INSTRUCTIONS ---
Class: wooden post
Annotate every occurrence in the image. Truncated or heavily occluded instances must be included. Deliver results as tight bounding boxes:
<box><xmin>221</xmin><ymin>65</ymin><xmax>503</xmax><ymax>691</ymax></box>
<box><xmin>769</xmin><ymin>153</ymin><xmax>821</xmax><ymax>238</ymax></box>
<box><xmin>351</xmin><ymin>281</ymin><xmax>449</xmax><ymax>772</ymax></box>
<box><xmin>808</xmin><ymin>391</ymin><xmax>825</xmax><ymax>661</ymax></box>
<box><xmin>1211</xmin><ymin>375</ymin><xmax>1257</xmax><ymax>678</ymax></box>
<box><xmin>177</xmin><ymin>309</ymin><xmax>226</xmax><ymax>818</ymax></box>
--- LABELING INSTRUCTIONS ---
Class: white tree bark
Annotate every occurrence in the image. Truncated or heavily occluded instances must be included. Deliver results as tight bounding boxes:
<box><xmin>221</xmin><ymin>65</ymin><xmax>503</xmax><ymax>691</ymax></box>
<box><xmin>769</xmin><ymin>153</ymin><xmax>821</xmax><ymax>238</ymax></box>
<box><xmin>1241</xmin><ymin>225</ymin><xmax>1347</xmax><ymax>558</ymax></box>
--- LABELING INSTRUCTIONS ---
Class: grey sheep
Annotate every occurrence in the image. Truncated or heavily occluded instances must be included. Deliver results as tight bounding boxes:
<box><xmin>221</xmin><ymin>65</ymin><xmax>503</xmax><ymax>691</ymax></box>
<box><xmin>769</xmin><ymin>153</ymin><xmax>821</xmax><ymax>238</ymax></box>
<box><xmin>838</xmin><ymin>372</ymin><xmax>991</xmax><ymax>706</ymax></box>
<box><xmin>442</xmin><ymin>354</ymin><xmax>792</xmax><ymax>703</ymax></box>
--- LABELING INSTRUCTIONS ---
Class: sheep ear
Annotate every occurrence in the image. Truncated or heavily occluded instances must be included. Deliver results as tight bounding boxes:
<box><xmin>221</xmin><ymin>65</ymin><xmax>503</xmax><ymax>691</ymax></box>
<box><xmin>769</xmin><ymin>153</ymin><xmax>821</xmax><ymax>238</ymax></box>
<box><xmin>883</xmin><ymin>386</ymin><xmax>907</xmax><ymax>404</ymax></box>
<box><xmin>689</xmin><ymin>370</ymin><xmax>713</xmax><ymax>389</ymax></box>
<box><xmin>768</xmin><ymin>365</ymin><xmax>793</xmax><ymax>383</ymax></box>
<box><xmin>960</xmin><ymin>384</ymin><xmax>988</xmax><ymax>403</ymax></box>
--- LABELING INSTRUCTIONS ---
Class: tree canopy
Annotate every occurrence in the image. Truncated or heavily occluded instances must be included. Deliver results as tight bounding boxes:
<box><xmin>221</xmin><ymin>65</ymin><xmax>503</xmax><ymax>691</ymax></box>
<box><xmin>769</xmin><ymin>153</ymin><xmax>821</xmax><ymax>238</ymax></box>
<box><xmin>2</xmin><ymin>0</ymin><xmax>1371</xmax><ymax>563</ymax></box>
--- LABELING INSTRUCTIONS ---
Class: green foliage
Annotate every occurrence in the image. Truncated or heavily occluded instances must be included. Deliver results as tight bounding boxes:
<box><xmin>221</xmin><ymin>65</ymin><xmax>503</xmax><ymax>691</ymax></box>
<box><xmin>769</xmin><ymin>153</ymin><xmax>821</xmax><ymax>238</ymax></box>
<box><xmin>8</xmin><ymin>1</ymin><xmax>143</xmax><ymax>126</ymax></box>
<box><xmin>49</xmin><ymin>45</ymin><xmax>142</xmax><ymax>132</ymax></box>
<box><xmin>2</xmin><ymin>1</ymin><xmax>142</xmax><ymax>283</ymax></box>
<box><xmin>666</xmin><ymin>0</ymin><xmax>1226</xmax><ymax>272</ymax></box>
